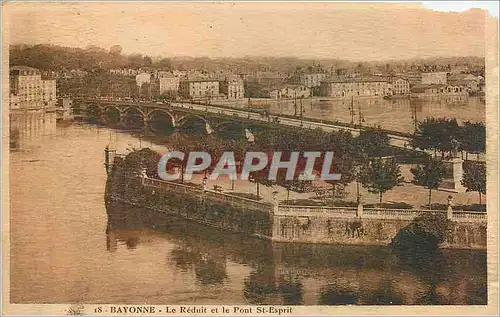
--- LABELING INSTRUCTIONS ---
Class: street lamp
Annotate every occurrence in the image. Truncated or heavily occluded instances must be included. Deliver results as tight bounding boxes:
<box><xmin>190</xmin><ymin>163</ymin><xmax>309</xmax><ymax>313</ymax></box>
<box><xmin>410</xmin><ymin>104</ymin><xmax>418</xmax><ymax>133</ymax></box>
<box><xmin>348</xmin><ymin>96</ymin><xmax>355</xmax><ymax>125</ymax></box>
<box><xmin>202</xmin><ymin>175</ymin><xmax>208</xmax><ymax>190</ymax></box>
<box><xmin>358</xmin><ymin>102</ymin><xmax>365</xmax><ymax>126</ymax></box>
<box><xmin>447</xmin><ymin>195</ymin><xmax>453</xmax><ymax>219</ymax></box>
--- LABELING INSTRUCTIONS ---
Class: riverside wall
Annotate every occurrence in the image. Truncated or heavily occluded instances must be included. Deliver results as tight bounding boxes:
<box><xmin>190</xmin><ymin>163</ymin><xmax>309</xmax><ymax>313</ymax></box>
<box><xmin>271</xmin><ymin>212</ymin><xmax>486</xmax><ymax>250</ymax></box>
<box><xmin>105</xmin><ymin>160</ymin><xmax>487</xmax><ymax>250</ymax></box>
<box><xmin>105</xmin><ymin>161</ymin><xmax>274</xmax><ymax>239</ymax></box>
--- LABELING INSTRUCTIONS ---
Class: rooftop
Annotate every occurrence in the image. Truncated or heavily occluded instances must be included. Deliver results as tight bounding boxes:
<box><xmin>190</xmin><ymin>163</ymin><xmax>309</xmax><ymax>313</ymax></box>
<box><xmin>11</xmin><ymin>65</ymin><xmax>39</xmax><ymax>71</ymax></box>
<box><xmin>181</xmin><ymin>79</ymin><xmax>220</xmax><ymax>83</ymax></box>
<box><xmin>322</xmin><ymin>77</ymin><xmax>390</xmax><ymax>83</ymax></box>
<box><xmin>10</xmin><ymin>65</ymin><xmax>40</xmax><ymax>75</ymax></box>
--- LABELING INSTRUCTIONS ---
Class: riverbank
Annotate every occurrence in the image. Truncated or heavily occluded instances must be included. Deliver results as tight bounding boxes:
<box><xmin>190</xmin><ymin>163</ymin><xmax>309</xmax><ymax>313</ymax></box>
<box><xmin>105</xmin><ymin>150</ymin><xmax>486</xmax><ymax>250</ymax></box>
<box><xmin>9</xmin><ymin>124</ymin><xmax>487</xmax><ymax>305</ymax></box>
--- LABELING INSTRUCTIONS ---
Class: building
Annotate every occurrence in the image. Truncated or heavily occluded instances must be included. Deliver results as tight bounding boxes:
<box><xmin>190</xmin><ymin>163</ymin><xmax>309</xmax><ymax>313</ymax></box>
<box><xmin>299</xmin><ymin>73</ymin><xmax>327</xmax><ymax>88</ymax></box>
<box><xmin>391</xmin><ymin>77</ymin><xmax>410</xmax><ymax>95</ymax></box>
<box><xmin>404</xmin><ymin>72</ymin><xmax>422</xmax><ymax>86</ymax></box>
<box><xmin>9</xmin><ymin>66</ymin><xmax>57</xmax><ymax>148</ymax></box>
<box><xmin>135</xmin><ymin>72</ymin><xmax>151</xmax><ymax>87</ymax></box>
<box><xmin>179</xmin><ymin>79</ymin><xmax>220</xmax><ymax>99</ymax></box>
<box><xmin>410</xmin><ymin>84</ymin><xmax>468</xmax><ymax>102</ymax></box>
<box><xmin>269</xmin><ymin>85</ymin><xmax>311</xmax><ymax>99</ymax></box>
<box><xmin>158</xmin><ymin>73</ymin><xmax>181</xmax><ymax>95</ymax></box>
<box><xmin>10</xmin><ymin>66</ymin><xmax>43</xmax><ymax>108</ymax></box>
<box><xmin>42</xmin><ymin>78</ymin><xmax>57</xmax><ymax>106</ymax></box>
<box><xmin>56</xmin><ymin>97</ymin><xmax>74</xmax><ymax>121</ymax></box>
<box><xmin>449</xmin><ymin>65</ymin><xmax>469</xmax><ymax>74</ymax></box>
<box><xmin>319</xmin><ymin>78</ymin><xmax>392</xmax><ymax>98</ymax></box>
<box><xmin>219</xmin><ymin>75</ymin><xmax>245</xmax><ymax>99</ymax></box>
<box><xmin>447</xmin><ymin>73</ymin><xmax>481</xmax><ymax>92</ymax></box>
<box><xmin>110</xmin><ymin>68</ymin><xmax>143</xmax><ymax>76</ymax></box>
<box><xmin>421</xmin><ymin>72</ymin><xmax>448</xmax><ymax>85</ymax></box>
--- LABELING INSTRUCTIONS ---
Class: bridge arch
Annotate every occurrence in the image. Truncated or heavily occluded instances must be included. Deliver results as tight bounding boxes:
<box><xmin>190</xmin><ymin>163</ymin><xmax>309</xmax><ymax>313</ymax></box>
<box><xmin>86</xmin><ymin>104</ymin><xmax>103</xmax><ymax>123</ymax></box>
<box><xmin>177</xmin><ymin>114</ymin><xmax>212</xmax><ymax>135</ymax></box>
<box><xmin>215</xmin><ymin>121</ymin><xmax>253</xmax><ymax>141</ymax></box>
<box><xmin>147</xmin><ymin>109</ymin><xmax>176</xmax><ymax>135</ymax></box>
<box><xmin>121</xmin><ymin>106</ymin><xmax>145</xmax><ymax>130</ymax></box>
<box><xmin>71</xmin><ymin>101</ymin><xmax>86</xmax><ymax>116</ymax></box>
<box><xmin>103</xmin><ymin>105</ymin><xmax>121</xmax><ymax>125</ymax></box>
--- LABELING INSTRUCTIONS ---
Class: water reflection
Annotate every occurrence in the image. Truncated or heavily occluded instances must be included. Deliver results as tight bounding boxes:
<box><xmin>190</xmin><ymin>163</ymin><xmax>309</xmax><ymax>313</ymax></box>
<box><xmin>240</xmin><ymin>97</ymin><xmax>485</xmax><ymax>133</ymax></box>
<box><xmin>106</xmin><ymin>202</ymin><xmax>487</xmax><ymax>305</ymax></box>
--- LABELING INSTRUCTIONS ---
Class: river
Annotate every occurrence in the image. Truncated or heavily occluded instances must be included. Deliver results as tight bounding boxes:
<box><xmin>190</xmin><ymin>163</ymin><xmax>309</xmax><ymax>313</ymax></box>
<box><xmin>9</xmin><ymin>124</ymin><xmax>487</xmax><ymax>305</ymax></box>
<box><xmin>220</xmin><ymin>96</ymin><xmax>485</xmax><ymax>134</ymax></box>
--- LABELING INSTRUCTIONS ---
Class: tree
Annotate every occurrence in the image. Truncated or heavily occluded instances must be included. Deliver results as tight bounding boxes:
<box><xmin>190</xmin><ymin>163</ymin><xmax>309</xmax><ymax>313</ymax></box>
<box><xmin>156</xmin><ymin>58</ymin><xmax>173</xmax><ymax>70</ymax></box>
<box><xmin>410</xmin><ymin>157</ymin><xmax>446</xmax><ymax>209</ymax></box>
<box><xmin>357</xmin><ymin>126</ymin><xmax>391</xmax><ymax>157</ymax></box>
<box><xmin>249</xmin><ymin>168</ymin><xmax>274</xmax><ymax>198</ymax></box>
<box><xmin>325</xmin><ymin>157</ymin><xmax>355</xmax><ymax>207</ymax></box>
<box><xmin>462</xmin><ymin>161</ymin><xmax>486</xmax><ymax>206</ymax></box>
<box><xmin>143</xmin><ymin>56</ymin><xmax>153</xmax><ymax>67</ymax></box>
<box><xmin>411</xmin><ymin>117</ymin><xmax>460</xmax><ymax>158</ymax></box>
<box><xmin>391</xmin><ymin>212</ymin><xmax>453</xmax><ymax>252</ymax></box>
<box><xmin>109</xmin><ymin>45</ymin><xmax>123</xmax><ymax>56</ymax></box>
<box><xmin>459</xmin><ymin>121</ymin><xmax>486</xmax><ymax>160</ymax></box>
<box><xmin>280</xmin><ymin>179</ymin><xmax>313</xmax><ymax>202</ymax></box>
<box><xmin>359</xmin><ymin>158</ymin><xmax>404</xmax><ymax>207</ymax></box>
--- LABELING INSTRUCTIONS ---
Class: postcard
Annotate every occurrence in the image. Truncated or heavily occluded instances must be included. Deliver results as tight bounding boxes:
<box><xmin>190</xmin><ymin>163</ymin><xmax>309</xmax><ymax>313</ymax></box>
<box><xmin>2</xmin><ymin>1</ymin><xmax>498</xmax><ymax>316</ymax></box>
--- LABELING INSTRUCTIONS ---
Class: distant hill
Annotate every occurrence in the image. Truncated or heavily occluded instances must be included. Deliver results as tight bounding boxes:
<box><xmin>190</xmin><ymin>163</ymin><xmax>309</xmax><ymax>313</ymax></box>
<box><xmin>9</xmin><ymin>43</ymin><xmax>485</xmax><ymax>74</ymax></box>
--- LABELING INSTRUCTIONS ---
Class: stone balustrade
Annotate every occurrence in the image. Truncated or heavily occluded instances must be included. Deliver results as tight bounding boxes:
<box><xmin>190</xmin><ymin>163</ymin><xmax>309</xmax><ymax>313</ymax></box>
<box><xmin>141</xmin><ymin>175</ymin><xmax>486</xmax><ymax>223</ymax></box>
<box><xmin>142</xmin><ymin>175</ymin><xmax>272</xmax><ymax>212</ymax></box>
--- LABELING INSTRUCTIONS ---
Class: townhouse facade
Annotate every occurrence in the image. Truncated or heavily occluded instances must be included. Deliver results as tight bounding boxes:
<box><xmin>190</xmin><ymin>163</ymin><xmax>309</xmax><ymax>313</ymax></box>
<box><xmin>219</xmin><ymin>76</ymin><xmax>245</xmax><ymax>99</ymax></box>
<box><xmin>9</xmin><ymin>66</ymin><xmax>57</xmax><ymax>147</ymax></box>
<box><xmin>159</xmin><ymin>75</ymin><xmax>181</xmax><ymax>95</ymax></box>
<box><xmin>391</xmin><ymin>77</ymin><xmax>410</xmax><ymax>95</ymax></box>
<box><xmin>421</xmin><ymin>72</ymin><xmax>448</xmax><ymax>85</ymax></box>
<box><xmin>319</xmin><ymin>78</ymin><xmax>392</xmax><ymax>98</ymax></box>
<box><xmin>179</xmin><ymin>79</ymin><xmax>220</xmax><ymax>99</ymax></box>
<box><xmin>269</xmin><ymin>85</ymin><xmax>311</xmax><ymax>99</ymax></box>
<box><xmin>299</xmin><ymin>73</ymin><xmax>328</xmax><ymax>88</ymax></box>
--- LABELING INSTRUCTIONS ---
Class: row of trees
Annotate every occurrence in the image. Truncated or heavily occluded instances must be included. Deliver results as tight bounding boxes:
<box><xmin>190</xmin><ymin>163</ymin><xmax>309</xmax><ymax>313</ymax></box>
<box><xmin>163</xmin><ymin>120</ymin><xmax>486</xmax><ymax>208</ymax></box>
<box><xmin>10</xmin><ymin>44</ymin><xmax>169</xmax><ymax>72</ymax></box>
<box><xmin>163</xmin><ymin>126</ymin><xmax>403</xmax><ymax>206</ymax></box>
<box><xmin>411</xmin><ymin>158</ymin><xmax>486</xmax><ymax>208</ymax></box>
<box><xmin>410</xmin><ymin>118</ymin><xmax>485</xmax><ymax>160</ymax></box>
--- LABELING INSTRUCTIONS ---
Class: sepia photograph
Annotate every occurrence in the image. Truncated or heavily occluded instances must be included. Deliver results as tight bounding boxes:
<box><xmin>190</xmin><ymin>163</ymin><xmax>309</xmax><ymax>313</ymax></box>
<box><xmin>1</xmin><ymin>1</ymin><xmax>499</xmax><ymax>315</ymax></box>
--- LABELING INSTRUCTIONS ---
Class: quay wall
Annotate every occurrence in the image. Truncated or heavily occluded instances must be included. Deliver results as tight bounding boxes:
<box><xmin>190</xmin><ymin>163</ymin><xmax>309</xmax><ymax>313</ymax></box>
<box><xmin>271</xmin><ymin>212</ymin><xmax>486</xmax><ymax>250</ymax></box>
<box><xmin>105</xmin><ymin>162</ymin><xmax>273</xmax><ymax>239</ymax></box>
<box><xmin>105</xmin><ymin>161</ymin><xmax>487</xmax><ymax>250</ymax></box>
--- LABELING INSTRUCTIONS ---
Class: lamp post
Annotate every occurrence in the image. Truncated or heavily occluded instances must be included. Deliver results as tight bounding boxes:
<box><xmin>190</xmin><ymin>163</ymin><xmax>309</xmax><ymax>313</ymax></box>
<box><xmin>348</xmin><ymin>96</ymin><xmax>355</xmax><ymax>125</ymax></box>
<box><xmin>447</xmin><ymin>195</ymin><xmax>453</xmax><ymax>220</ymax></box>
<box><xmin>293</xmin><ymin>90</ymin><xmax>298</xmax><ymax>117</ymax></box>
<box><xmin>358</xmin><ymin>102</ymin><xmax>365</xmax><ymax>126</ymax></box>
<box><xmin>410</xmin><ymin>104</ymin><xmax>418</xmax><ymax>133</ymax></box>
<box><xmin>202</xmin><ymin>175</ymin><xmax>208</xmax><ymax>191</ymax></box>
<box><xmin>300</xmin><ymin>99</ymin><xmax>304</xmax><ymax>127</ymax></box>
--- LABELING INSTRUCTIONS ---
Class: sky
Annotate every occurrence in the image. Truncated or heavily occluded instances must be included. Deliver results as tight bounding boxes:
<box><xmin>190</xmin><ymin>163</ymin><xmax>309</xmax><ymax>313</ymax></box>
<box><xmin>5</xmin><ymin>2</ymin><xmax>497</xmax><ymax>61</ymax></box>
<box><xmin>423</xmin><ymin>1</ymin><xmax>498</xmax><ymax>17</ymax></box>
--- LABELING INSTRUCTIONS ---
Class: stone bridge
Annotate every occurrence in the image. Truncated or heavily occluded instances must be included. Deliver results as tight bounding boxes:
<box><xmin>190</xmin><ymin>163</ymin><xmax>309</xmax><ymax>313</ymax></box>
<box><xmin>73</xmin><ymin>98</ymin><xmax>414</xmax><ymax>147</ymax></box>
<box><xmin>72</xmin><ymin>99</ymin><xmax>272</xmax><ymax>139</ymax></box>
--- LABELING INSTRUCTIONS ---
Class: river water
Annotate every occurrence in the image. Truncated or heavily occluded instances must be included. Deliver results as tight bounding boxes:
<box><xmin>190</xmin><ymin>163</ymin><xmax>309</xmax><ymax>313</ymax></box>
<box><xmin>10</xmin><ymin>125</ymin><xmax>487</xmax><ymax>305</ymax></box>
<box><xmin>224</xmin><ymin>96</ymin><xmax>485</xmax><ymax>133</ymax></box>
